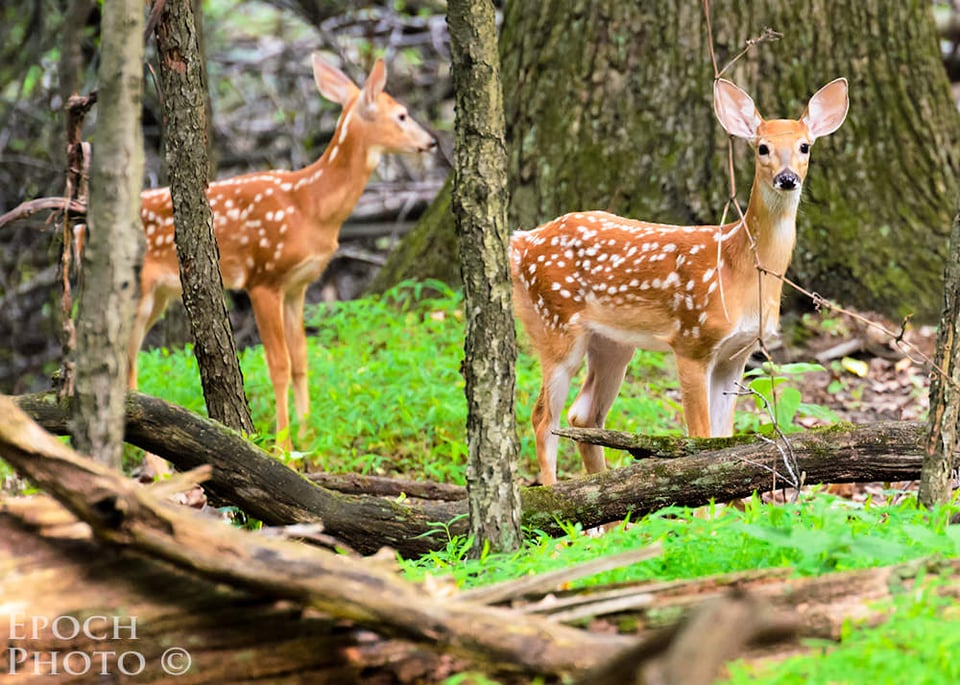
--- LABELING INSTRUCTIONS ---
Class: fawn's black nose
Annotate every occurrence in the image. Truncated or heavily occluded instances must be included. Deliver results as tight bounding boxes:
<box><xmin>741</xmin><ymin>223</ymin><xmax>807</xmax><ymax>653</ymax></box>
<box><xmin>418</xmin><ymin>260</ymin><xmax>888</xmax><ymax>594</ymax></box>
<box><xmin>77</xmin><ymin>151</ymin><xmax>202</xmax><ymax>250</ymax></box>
<box><xmin>774</xmin><ymin>171</ymin><xmax>800</xmax><ymax>191</ymax></box>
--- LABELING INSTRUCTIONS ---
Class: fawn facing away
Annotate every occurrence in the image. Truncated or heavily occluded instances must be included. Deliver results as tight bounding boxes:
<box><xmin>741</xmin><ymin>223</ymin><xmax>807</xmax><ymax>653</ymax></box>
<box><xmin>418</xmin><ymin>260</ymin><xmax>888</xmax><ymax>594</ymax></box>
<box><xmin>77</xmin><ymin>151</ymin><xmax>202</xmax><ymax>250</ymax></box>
<box><xmin>130</xmin><ymin>56</ymin><xmax>436</xmax><ymax>449</ymax></box>
<box><xmin>510</xmin><ymin>77</ymin><xmax>848</xmax><ymax>486</ymax></box>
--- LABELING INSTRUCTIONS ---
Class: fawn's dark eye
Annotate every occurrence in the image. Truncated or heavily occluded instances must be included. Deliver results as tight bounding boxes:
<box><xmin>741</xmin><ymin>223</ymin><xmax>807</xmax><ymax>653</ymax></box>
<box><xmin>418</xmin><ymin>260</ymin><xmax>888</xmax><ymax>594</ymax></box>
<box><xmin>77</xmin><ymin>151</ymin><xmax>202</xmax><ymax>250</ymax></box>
<box><xmin>397</xmin><ymin>112</ymin><xmax>408</xmax><ymax>122</ymax></box>
<box><xmin>757</xmin><ymin>144</ymin><xmax>770</xmax><ymax>156</ymax></box>
<box><xmin>799</xmin><ymin>142</ymin><xmax>810</xmax><ymax>154</ymax></box>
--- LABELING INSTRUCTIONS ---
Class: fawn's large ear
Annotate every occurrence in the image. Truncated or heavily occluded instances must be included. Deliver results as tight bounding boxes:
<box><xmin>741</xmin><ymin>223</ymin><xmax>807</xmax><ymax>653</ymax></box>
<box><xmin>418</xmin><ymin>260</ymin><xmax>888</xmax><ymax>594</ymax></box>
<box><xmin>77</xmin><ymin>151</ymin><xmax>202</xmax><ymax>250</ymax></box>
<box><xmin>360</xmin><ymin>59</ymin><xmax>387</xmax><ymax>113</ymax></box>
<box><xmin>714</xmin><ymin>78</ymin><xmax>763</xmax><ymax>140</ymax></box>
<box><xmin>312</xmin><ymin>54</ymin><xmax>359</xmax><ymax>106</ymax></box>
<box><xmin>802</xmin><ymin>77</ymin><xmax>849</xmax><ymax>141</ymax></box>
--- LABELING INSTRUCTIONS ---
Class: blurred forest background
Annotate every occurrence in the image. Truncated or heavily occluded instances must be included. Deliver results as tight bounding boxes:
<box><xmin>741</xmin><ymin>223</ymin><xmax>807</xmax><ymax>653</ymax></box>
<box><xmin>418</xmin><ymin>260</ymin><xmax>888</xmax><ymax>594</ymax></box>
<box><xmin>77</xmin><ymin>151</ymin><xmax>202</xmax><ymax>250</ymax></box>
<box><xmin>3</xmin><ymin>0</ymin><xmax>960</xmax><ymax>395</ymax></box>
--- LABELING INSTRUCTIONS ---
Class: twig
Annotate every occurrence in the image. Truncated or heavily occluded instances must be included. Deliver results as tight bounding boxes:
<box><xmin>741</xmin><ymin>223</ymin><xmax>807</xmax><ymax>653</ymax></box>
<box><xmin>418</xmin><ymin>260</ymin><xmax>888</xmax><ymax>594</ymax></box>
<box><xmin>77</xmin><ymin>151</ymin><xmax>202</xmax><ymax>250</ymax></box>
<box><xmin>734</xmin><ymin>382</ymin><xmax>802</xmax><ymax>494</ymax></box>
<box><xmin>759</xmin><ymin>265</ymin><xmax>952</xmax><ymax>385</ymax></box>
<box><xmin>0</xmin><ymin>197</ymin><xmax>86</xmax><ymax>229</ymax></box>
<box><xmin>703</xmin><ymin>0</ymin><xmax>791</xmax><ymax>450</ymax></box>
<box><xmin>459</xmin><ymin>544</ymin><xmax>663</xmax><ymax>605</ymax></box>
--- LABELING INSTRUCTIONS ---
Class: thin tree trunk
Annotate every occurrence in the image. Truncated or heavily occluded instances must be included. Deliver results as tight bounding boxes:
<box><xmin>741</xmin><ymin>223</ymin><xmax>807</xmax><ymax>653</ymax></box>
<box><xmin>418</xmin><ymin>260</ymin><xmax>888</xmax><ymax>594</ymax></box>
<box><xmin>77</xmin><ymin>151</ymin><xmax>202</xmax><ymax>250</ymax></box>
<box><xmin>154</xmin><ymin>0</ymin><xmax>254</xmax><ymax>435</ymax></box>
<box><xmin>71</xmin><ymin>0</ymin><xmax>143</xmax><ymax>468</ymax></box>
<box><xmin>920</xmin><ymin>210</ymin><xmax>960</xmax><ymax>506</ymax></box>
<box><xmin>448</xmin><ymin>0</ymin><xmax>522</xmax><ymax>554</ymax></box>
<box><xmin>191</xmin><ymin>0</ymin><xmax>217</xmax><ymax>181</ymax></box>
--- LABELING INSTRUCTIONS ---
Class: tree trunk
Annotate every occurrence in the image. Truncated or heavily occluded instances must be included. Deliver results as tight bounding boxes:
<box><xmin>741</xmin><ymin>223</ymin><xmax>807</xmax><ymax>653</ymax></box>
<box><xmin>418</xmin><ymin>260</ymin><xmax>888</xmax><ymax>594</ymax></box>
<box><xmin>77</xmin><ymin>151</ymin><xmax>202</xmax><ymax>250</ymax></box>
<box><xmin>920</xmin><ymin>210</ymin><xmax>960</xmax><ymax>506</ymax></box>
<box><xmin>374</xmin><ymin>0</ymin><xmax>960</xmax><ymax>323</ymax></box>
<box><xmin>147</xmin><ymin>0</ymin><xmax>214</xmax><ymax>352</ymax></box>
<box><xmin>155</xmin><ymin>0</ymin><xmax>255</xmax><ymax>435</ymax></box>
<box><xmin>448</xmin><ymin>0</ymin><xmax>522</xmax><ymax>555</ymax></box>
<box><xmin>71</xmin><ymin>0</ymin><xmax>143</xmax><ymax>468</ymax></box>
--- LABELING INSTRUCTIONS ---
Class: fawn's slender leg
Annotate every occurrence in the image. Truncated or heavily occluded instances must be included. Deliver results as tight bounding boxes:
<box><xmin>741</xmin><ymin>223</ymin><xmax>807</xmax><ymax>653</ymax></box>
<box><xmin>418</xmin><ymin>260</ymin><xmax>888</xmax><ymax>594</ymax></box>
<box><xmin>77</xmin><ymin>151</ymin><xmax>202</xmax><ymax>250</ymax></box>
<box><xmin>675</xmin><ymin>355</ymin><xmax>712</xmax><ymax>438</ymax></box>
<box><xmin>127</xmin><ymin>280</ymin><xmax>179</xmax><ymax>389</ymax></box>
<box><xmin>567</xmin><ymin>335</ymin><xmax>635</xmax><ymax>475</ymax></box>
<box><xmin>533</xmin><ymin>340</ymin><xmax>587</xmax><ymax>486</ymax></box>
<box><xmin>283</xmin><ymin>285</ymin><xmax>310</xmax><ymax>441</ymax></box>
<box><xmin>708</xmin><ymin>350</ymin><xmax>753</xmax><ymax>436</ymax></box>
<box><xmin>248</xmin><ymin>286</ymin><xmax>291</xmax><ymax>449</ymax></box>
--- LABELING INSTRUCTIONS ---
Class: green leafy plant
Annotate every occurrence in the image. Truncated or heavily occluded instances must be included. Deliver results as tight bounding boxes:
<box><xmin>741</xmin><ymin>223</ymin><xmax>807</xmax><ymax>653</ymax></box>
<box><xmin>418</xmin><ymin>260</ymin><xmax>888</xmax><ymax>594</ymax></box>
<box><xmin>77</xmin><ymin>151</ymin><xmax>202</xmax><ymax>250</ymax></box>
<box><xmin>741</xmin><ymin>362</ymin><xmax>838</xmax><ymax>434</ymax></box>
<box><xmin>399</xmin><ymin>494</ymin><xmax>960</xmax><ymax>591</ymax></box>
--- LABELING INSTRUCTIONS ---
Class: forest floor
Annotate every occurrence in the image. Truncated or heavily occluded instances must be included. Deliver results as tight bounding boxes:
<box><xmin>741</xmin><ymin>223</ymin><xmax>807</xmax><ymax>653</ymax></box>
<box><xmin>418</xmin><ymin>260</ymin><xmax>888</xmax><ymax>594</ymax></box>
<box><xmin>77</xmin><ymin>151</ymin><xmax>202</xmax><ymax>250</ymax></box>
<box><xmin>782</xmin><ymin>308</ymin><xmax>933</xmax><ymax>426</ymax></box>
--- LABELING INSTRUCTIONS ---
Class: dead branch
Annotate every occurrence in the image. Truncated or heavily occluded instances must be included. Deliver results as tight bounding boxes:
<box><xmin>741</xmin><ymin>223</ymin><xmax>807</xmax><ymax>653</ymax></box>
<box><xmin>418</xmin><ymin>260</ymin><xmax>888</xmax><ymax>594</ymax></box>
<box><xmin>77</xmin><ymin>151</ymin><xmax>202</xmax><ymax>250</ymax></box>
<box><xmin>13</xmin><ymin>390</ymin><xmax>464</xmax><ymax>557</ymax></box>
<box><xmin>0</xmin><ymin>394</ymin><xmax>633</xmax><ymax>676</ymax></box>
<box><xmin>308</xmin><ymin>471</ymin><xmax>466</xmax><ymax>501</ymax></box>
<box><xmin>554</xmin><ymin>426</ymin><xmax>757</xmax><ymax>459</ymax></box>
<box><xmin>0</xmin><ymin>507</ymin><xmax>457</xmax><ymax>683</ymax></box>
<box><xmin>575</xmin><ymin>593</ymin><xmax>796</xmax><ymax>685</ymax></box>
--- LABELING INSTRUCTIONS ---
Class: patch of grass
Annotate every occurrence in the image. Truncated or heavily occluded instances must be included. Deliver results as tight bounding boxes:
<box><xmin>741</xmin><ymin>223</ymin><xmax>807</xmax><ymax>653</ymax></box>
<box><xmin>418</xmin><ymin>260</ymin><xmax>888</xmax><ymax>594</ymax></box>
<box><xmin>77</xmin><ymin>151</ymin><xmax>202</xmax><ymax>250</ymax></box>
<box><xmin>136</xmin><ymin>280</ymin><xmax>679</xmax><ymax>483</ymax></box>
<box><xmin>399</xmin><ymin>494</ymin><xmax>960</xmax><ymax>589</ymax></box>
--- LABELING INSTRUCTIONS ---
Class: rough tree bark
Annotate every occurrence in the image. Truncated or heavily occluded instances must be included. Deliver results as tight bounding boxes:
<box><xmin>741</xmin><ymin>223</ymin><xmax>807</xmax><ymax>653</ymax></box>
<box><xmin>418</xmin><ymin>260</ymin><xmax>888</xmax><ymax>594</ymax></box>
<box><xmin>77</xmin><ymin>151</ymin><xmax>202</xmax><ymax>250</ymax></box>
<box><xmin>148</xmin><ymin>0</ymin><xmax>216</xmax><ymax>352</ymax></box>
<box><xmin>70</xmin><ymin>0</ymin><xmax>143</xmax><ymax>468</ymax></box>
<box><xmin>920</xmin><ymin>210</ymin><xmax>960</xmax><ymax>506</ymax></box>
<box><xmin>374</xmin><ymin>1</ymin><xmax>960</xmax><ymax>323</ymax></box>
<box><xmin>155</xmin><ymin>0</ymin><xmax>255</xmax><ymax>435</ymax></box>
<box><xmin>448</xmin><ymin>0</ymin><xmax>522</xmax><ymax>554</ymax></box>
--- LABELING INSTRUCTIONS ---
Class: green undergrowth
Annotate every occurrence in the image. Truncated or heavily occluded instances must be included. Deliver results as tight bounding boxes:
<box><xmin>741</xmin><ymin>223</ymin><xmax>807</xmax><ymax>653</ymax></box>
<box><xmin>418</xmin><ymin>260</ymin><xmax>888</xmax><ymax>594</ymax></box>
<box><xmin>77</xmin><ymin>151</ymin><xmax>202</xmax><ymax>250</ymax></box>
<box><xmin>135</xmin><ymin>279</ymin><xmax>678</xmax><ymax>483</ymax></box>
<box><xmin>408</xmin><ymin>493</ymin><xmax>960</xmax><ymax>685</ymax></box>
<box><xmin>400</xmin><ymin>492</ymin><xmax>960</xmax><ymax>590</ymax></box>
<box><xmin>129</xmin><ymin>280</ymin><xmax>960</xmax><ymax>683</ymax></box>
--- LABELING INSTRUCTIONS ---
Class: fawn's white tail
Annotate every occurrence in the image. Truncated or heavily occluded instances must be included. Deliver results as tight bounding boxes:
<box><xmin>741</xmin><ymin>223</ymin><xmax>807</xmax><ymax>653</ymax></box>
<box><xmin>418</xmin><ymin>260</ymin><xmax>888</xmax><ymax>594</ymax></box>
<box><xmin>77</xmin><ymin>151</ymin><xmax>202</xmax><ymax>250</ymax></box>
<box><xmin>511</xmin><ymin>78</ymin><xmax>848</xmax><ymax>485</ymax></box>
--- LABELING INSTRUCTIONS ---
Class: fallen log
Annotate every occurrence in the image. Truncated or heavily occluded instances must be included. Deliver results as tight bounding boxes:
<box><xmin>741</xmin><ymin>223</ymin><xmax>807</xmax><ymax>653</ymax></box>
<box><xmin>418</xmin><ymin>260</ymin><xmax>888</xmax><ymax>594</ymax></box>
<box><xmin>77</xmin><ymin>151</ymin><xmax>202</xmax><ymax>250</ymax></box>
<box><xmin>14</xmin><ymin>391</ymin><xmax>462</xmax><ymax>556</ymax></box>
<box><xmin>554</xmin><ymin>426</ymin><xmax>757</xmax><ymax>458</ymax></box>
<box><xmin>0</xmin><ymin>395</ymin><xmax>634</xmax><ymax>678</ymax></box>
<box><xmin>308</xmin><ymin>471</ymin><xmax>467</xmax><ymax>501</ymax></box>
<box><xmin>521</xmin><ymin>421</ymin><xmax>924</xmax><ymax>532</ymax></box>
<box><xmin>3</xmin><ymin>397</ymin><xmax>953</xmax><ymax>683</ymax></box>
<box><xmin>0</xmin><ymin>510</ymin><xmax>452</xmax><ymax>683</ymax></box>
<box><xmin>13</xmin><ymin>392</ymin><xmax>926</xmax><ymax>556</ymax></box>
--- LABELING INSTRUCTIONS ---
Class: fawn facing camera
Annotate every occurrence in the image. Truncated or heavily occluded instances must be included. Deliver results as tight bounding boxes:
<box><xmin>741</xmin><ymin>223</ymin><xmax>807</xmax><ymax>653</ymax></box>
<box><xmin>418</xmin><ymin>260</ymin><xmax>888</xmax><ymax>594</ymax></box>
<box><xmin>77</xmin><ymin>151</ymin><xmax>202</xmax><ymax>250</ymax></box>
<box><xmin>510</xmin><ymin>78</ymin><xmax>849</xmax><ymax>485</ymax></box>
